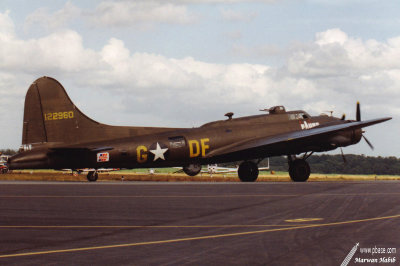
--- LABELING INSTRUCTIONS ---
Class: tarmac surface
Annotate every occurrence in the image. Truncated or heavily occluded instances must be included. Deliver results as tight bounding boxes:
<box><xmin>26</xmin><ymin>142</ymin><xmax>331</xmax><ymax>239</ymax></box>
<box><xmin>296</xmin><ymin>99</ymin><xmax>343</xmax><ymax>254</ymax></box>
<box><xmin>0</xmin><ymin>181</ymin><xmax>399</xmax><ymax>265</ymax></box>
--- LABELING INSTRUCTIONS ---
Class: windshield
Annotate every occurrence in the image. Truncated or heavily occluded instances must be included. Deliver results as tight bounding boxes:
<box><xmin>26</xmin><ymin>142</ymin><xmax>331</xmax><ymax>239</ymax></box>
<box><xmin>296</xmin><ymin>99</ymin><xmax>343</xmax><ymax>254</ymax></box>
<box><xmin>289</xmin><ymin>112</ymin><xmax>310</xmax><ymax>120</ymax></box>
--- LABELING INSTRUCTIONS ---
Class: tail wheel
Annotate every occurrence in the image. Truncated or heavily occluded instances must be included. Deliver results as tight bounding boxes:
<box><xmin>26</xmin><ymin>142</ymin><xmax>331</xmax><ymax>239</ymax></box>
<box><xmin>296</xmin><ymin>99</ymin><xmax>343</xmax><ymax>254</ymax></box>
<box><xmin>87</xmin><ymin>171</ymin><xmax>98</xmax><ymax>182</ymax></box>
<box><xmin>289</xmin><ymin>159</ymin><xmax>310</xmax><ymax>182</ymax></box>
<box><xmin>238</xmin><ymin>161</ymin><xmax>259</xmax><ymax>182</ymax></box>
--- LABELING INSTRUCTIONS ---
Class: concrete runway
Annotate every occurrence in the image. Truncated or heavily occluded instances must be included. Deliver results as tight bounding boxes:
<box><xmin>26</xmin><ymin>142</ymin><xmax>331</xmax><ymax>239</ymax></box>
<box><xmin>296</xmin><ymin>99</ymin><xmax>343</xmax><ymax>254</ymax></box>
<box><xmin>0</xmin><ymin>181</ymin><xmax>399</xmax><ymax>265</ymax></box>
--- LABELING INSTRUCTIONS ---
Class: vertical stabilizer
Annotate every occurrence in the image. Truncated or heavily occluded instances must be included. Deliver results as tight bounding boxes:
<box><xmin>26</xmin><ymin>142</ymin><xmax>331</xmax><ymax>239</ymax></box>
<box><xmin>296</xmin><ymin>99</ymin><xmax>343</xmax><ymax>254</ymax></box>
<box><xmin>22</xmin><ymin>81</ymin><xmax>48</xmax><ymax>145</ymax></box>
<box><xmin>22</xmin><ymin>76</ymin><xmax>102</xmax><ymax>145</ymax></box>
<box><xmin>21</xmin><ymin>76</ymin><xmax>175</xmax><ymax>147</ymax></box>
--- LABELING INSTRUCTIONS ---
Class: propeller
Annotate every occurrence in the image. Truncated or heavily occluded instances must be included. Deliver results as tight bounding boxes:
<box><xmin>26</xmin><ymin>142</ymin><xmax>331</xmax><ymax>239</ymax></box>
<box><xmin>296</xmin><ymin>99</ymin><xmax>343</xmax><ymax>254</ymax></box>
<box><xmin>339</xmin><ymin>102</ymin><xmax>374</xmax><ymax>164</ymax></box>
<box><xmin>362</xmin><ymin>134</ymin><xmax>374</xmax><ymax>150</ymax></box>
<box><xmin>340</xmin><ymin>147</ymin><xmax>347</xmax><ymax>163</ymax></box>
<box><xmin>356</xmin><ymin>102</ymin><xmax>374</xmax><ymax>150</ymax></box>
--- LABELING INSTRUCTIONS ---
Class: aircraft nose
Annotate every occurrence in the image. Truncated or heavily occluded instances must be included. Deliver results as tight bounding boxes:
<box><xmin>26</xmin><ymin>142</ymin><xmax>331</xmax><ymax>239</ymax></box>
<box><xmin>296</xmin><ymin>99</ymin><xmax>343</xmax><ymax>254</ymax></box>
<box><xmin>352</xmin><ymin>128</ymin><xmax>362</xmax><ymax>145</ymax></box>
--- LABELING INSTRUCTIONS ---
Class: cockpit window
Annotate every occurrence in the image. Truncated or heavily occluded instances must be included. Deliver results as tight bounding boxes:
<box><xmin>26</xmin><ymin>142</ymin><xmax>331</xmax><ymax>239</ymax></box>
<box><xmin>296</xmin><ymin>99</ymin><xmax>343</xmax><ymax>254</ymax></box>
<box><xmin>289</xmin><ymin>113</ymin><xmax>310</xmax><ymax>120</ymax></box>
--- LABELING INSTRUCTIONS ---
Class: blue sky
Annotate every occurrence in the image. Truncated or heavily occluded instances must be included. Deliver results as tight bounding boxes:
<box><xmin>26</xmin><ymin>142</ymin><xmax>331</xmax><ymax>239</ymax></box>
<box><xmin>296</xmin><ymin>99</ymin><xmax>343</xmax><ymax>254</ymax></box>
<box><xmin>0</xmin><ymin>0</ymin><xmax>399</xmax><ymax>156</ymax></box>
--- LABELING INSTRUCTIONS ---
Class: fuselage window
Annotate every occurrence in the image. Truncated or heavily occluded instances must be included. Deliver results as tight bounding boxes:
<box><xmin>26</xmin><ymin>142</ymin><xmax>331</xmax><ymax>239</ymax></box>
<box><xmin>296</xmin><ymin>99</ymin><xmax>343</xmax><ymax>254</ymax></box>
<box><xmin>168</xmin><ymin>136</ymin><xmax>186</xmax><ymax>148</ymax></box>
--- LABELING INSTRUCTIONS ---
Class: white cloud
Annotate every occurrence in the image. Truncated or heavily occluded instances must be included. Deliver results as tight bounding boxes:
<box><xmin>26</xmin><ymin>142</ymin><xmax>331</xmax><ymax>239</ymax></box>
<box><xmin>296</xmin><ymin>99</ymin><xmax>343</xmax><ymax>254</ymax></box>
<box><xmin>315</xmin><ymin>28</ymin><xmax>348</xmax><ymax>46</ymax></box>
<box><xmin>23</xmin><ymin>1</ymin><xmax>197</xmax><ymax>31</ymax></box>
<box><xmin>177</xmin><ymin>0</ymin><xmax>277</xmax><ymax>3</ymax></box>
<box><xmin>89</xmin><ymin>1</ymin><xmax>196</xmax><ymax>27</ymax></box>
<box><xmin>22</xmin><ymin>0</ymin><xmax>278</xmax><ymax>30</ymax></box>
<box><xmin>0</xmin><ymin>29</ymin><xmax>100</xmax><ymax>74</ymax></box>
<box><xmin>24</xmin><ymin>2</ymin><xmax>81</xmax><ymax>31</ymax></box>
<box><xmin>96</xmin><ymin>38</ymin><xmax>273</xmax><ymax>106</ymax></box>
<box><xmin>3</xmin><ymin>17</ymin><xmax>400</xmax><ymax>112</ymax></box>
<box><xmin>0</xmin><ymin>10</ymin><xmax>15</xmax><ymax>37</ymax></box>
<box><xmin>2</xmin><ymin>20</ymin><xmax>400</xmax><ymax>114</ymax></box>
<box><xmin>288</xmin><ymin>28</ymin><xmax>400</xmax><ymax>78</ymax></box>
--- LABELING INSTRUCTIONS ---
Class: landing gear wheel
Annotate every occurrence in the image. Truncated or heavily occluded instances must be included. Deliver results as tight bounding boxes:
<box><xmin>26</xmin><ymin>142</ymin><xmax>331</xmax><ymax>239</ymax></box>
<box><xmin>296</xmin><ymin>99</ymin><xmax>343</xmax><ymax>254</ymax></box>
<box><xmin>238</xmin><ymin>161</ymin><xmax>259</xmax><ymax>182</ymax></box>
<box><xmin>87</xmin><ymin>171</ymin><xmax>98</xmax><ymax>182</ymax></box>
<box><xmin>289</xmin><ymin>159</ymin><xmax>310</xmax><ymax>182</ymax></box>
<box><xmin>183</xmin><ymin>163</ymin><xmax>202</xmax><ymax>176</ymax></box>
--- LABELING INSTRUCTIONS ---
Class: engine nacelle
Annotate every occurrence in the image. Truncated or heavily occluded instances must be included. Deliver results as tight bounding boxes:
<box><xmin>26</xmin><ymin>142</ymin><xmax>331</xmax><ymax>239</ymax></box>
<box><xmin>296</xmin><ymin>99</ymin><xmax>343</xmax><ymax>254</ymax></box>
<box><xmin>329</xmin><ymin>128</ymin><xmax>362</xmax><ymax>148</ymax></box>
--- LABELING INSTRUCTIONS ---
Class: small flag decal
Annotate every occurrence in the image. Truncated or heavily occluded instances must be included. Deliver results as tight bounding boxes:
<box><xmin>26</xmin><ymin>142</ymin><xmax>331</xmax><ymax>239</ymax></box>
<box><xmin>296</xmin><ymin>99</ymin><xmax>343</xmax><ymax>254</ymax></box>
<box><xmin>97</xmin><ymin>152</ymin><xmax>109</xmax><ymax>162</ymax></box>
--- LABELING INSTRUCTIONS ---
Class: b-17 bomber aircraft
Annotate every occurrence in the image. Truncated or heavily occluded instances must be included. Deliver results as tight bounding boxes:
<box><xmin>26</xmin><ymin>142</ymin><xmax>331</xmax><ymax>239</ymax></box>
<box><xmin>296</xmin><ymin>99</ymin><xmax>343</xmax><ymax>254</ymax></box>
<box><xmin>8</xmin><ymin>77</ymin><xmax>391</xmax><ymax>182</ymax></box>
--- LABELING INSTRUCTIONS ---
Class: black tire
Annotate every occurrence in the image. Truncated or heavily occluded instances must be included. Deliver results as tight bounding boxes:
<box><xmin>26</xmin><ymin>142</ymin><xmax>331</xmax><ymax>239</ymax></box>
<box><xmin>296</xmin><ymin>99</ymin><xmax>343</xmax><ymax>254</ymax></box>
<box><xmin>87</xmin><ymin>171</ymin><xmax>98</xmax><ymax>182</ymax></box>
<box><xmin>183</xmin><ymin>163</ymin><xmax>202</xmax><ymax>176</ymax></box>
<box><xmin>238</xmin><ymin>161</ymin><xmax>259</xmax><ymax>182</ymax></box>
<box><xmin>289</xmin><ymin>159</ymin><xmax>310</xmax><ymax>182</ymax></box>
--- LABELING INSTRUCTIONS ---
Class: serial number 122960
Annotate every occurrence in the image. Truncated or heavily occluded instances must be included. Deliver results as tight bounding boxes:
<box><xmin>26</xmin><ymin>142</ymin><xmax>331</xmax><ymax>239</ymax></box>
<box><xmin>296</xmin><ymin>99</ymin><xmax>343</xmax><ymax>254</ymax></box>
<box><xmin>44</xmin><ymin>111</ymin><xmax>74</xmax><ymax>121</ymax></box>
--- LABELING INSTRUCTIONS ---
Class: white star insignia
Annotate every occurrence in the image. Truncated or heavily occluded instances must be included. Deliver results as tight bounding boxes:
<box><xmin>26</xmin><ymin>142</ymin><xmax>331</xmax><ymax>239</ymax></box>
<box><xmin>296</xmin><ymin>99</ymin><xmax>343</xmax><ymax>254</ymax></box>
<box><xmin>149</xmin><ymin>142</ymin><xmax>168</xmax><ymax>161</ymax></box>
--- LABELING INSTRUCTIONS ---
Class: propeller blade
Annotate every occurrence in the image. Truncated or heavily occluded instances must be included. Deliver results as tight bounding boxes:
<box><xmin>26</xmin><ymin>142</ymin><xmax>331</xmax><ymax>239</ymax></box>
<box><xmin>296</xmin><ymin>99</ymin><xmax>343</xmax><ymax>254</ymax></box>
<box><xmin>356</xmin><ymin>101</ymin><xmax>361</xmax><ymax>121</ymax></box>
<box><xmin>340</xmin><ymin>147</ymin><xmax>347</xmax><ymax>163</ymax></box>
<box><xmin>362</xmin><ymin>135</ymin><xmax>374</xmax><ymax>150</ymax></box>
<box><xmin>341</xmin><ymin>114</ymin><xmax>346</xmax><ymax>120</ymax></box>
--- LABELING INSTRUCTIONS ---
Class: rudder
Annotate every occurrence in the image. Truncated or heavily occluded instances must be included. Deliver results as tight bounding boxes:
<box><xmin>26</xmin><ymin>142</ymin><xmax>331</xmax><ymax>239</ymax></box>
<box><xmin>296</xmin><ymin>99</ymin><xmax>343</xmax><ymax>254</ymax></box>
<box><xmin>22</xmin><ymin>76</ymin><xmax>176</xmax><ymax>148</ymax></box>
<box><xmin>22</xmin><ymin>77</ymin><xmax>102</xmax><ymax>146</ymax></box>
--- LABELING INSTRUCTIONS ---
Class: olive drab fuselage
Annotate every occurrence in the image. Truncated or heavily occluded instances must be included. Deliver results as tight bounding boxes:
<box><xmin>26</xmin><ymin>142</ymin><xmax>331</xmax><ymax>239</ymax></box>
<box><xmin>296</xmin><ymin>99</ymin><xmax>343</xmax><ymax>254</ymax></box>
<box><xmin>10</xmin><ymin>108</ymin><xmax>358</xmax><ymax>170</ymax></box>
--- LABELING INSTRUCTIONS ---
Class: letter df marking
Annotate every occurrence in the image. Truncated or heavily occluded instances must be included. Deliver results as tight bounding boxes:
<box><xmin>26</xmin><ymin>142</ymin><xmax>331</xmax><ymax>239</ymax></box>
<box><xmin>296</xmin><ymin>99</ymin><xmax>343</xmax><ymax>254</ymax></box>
<box><xmin>189</xmin><ymin>140</ymin><xmax>200</xmax><ymax>158</ymax></box>
<box><xmin>189</xmin><ymin>138</ymin><xmax>210</xmax><ymax>158</ymax></box>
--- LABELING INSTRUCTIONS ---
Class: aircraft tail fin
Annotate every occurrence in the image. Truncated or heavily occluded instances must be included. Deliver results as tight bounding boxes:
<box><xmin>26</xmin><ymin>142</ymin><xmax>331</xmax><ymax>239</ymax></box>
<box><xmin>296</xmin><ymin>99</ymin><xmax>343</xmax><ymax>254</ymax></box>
<box><xmin>22</xmin><ymin>79</ymin><xmax>48</xmax><ymax>145</ymax></box>
<box><xmin>22</xmin><ymin>77</ymin><xmax>101</xmax><ymax>146</ymax></box>
<box><xmin>22</xmin><ymin>77</ymin><xmax>175</xmax><ymax>149</ymax></box>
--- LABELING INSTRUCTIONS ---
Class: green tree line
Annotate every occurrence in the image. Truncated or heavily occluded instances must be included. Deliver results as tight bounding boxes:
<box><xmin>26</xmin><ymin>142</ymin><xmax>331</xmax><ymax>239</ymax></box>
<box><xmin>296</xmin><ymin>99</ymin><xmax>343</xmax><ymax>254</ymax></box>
<box><xmin>261</xmin><ymin>155</ymin><xmax>400</xmax><ymax>175</ymax></box>
<box><xmin>223</xmin><ymin>154</ymin><xmax>400</xmax><ymax>175</ymax></box>
<box><xmin>0</xmin><ymin>149</ymin><xmax>17</xmax><ymax>156</ymax></box>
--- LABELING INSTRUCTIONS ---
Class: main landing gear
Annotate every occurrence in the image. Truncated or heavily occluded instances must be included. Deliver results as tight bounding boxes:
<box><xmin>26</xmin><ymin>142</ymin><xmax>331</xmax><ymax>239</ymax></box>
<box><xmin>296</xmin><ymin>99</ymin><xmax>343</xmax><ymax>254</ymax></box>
<box><xmin>87</xmin><ymin>171</ymin><xmax>98</xmax><ymax>182</ymax></box>
<box><xmin>238</xmin><ymin>161</ymin><xmax>259</xmax><ymax>182</ymax></box>
<box><xmin>237</xmin><ymin>153</ymin><xmax>313</xmax><ymax>183</ymax></box>
<box><xmin>288</xmin><ymin>153</ymin><xmax>312</xmax><ymax>182</ymax></box>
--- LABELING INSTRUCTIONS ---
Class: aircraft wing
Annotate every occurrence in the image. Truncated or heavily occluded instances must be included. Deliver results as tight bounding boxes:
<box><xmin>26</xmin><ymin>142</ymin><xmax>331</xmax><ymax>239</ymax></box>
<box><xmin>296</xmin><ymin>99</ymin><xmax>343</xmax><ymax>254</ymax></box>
<box><xmin>205</xmin><ymin>117</ymin><xmax>391</xmax><ymax>158</ymax></box>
